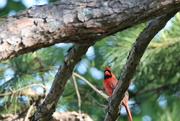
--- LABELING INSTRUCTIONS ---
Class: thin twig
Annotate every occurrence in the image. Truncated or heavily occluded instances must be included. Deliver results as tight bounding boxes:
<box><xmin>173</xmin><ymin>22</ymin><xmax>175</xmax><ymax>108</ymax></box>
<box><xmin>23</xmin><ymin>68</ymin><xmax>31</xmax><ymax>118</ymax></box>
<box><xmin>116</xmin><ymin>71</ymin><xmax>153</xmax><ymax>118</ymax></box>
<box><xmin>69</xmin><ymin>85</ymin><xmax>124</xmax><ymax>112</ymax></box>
<box><xmin>72</xmin><ymin>75</ymin><xmax>82</xmax><ymax>114</ymax></box>
<box><xmin>137</xmin><ymin>84</ymin><xmax>169</xmax><ymax>95</ymax></box>
<box><xmin>49</xmin><ymin>66</ymin><xmax>109</xmax><ymax>102</ymax></box>
<box><xmin>0</xmin><ymin>84</ymin><xmax>46</xmax><ymax>97</ymax></box>
<box><xmin>91</xmin><ymin>96</ymin><xmax>107</xmax><ymax>109</ymax></box>
<box><xmin>136</xmin><ymin>91</ymin><xmax>156</xmax><ymax>105</ymax></box>
<box><xmin>47</xmin><ymin>66</ymin><xmax>109</xmax><ymax>100</ymax></box>
<box><xmin>73</xmin><ymin>72</ymin><xmax>109</xmax><ymax>100</ymax></box>
<box><xmin>8</xmin><ymin>86</ymin><xmax>13</xmax><ymax>93</ymax></box>
<box><xmin>131</xmin><ymin>80</ymin><xmax>153</xmax><ymax>97</ymax></box>
<box><xmin>25</xmin><ymin>102</ymin><xmax>35</xmax><ymax>121</ymax></box>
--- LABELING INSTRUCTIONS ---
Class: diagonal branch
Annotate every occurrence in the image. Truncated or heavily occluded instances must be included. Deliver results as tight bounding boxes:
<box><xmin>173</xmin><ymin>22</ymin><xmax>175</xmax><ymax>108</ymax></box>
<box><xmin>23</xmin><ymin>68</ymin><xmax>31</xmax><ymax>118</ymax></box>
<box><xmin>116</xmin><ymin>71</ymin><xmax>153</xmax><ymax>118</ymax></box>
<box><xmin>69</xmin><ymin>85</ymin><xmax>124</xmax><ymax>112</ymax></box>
<box><xmin>104</xmin><ymin>11</ymin><xmax>178</xmax><ymax>121</ymax></box>
<box><xmin>73</xmin><ymin>72</ymin><xmax>109</xmax><ymax>100</ymax></box>
<box><xmin>29</xmin><ymin>43</ymin><xmax>93</xmax><ymax>121</ymax></box>
<box><xmin>32</xmin><ymin>65</ymin><xmax>109</xmax><ymax>100</ymax></box>
<box><xmin>72</xmin><ymin>74</ymin><xmax>82</xmax><ymax>114</ymax></box>
<box><xmin>0</xmin><ymin>84</ymin><xmax>46</xmax><ymax>97</ymax></box>
<box><xmin>25</xmin><ymin>102</ymin><xmax>35</xmax><ymax>121</ymax></box>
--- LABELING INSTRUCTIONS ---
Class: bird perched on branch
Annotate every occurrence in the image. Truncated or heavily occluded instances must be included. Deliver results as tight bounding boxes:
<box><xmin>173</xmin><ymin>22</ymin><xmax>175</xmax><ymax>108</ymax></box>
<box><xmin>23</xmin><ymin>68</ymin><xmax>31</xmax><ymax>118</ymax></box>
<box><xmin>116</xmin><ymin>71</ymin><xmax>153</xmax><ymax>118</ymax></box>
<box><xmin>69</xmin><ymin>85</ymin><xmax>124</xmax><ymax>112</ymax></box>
<box><xmin>103</xmin><ymin>66</ymin><xmax>133</xmax><ymax>121</ymax></box>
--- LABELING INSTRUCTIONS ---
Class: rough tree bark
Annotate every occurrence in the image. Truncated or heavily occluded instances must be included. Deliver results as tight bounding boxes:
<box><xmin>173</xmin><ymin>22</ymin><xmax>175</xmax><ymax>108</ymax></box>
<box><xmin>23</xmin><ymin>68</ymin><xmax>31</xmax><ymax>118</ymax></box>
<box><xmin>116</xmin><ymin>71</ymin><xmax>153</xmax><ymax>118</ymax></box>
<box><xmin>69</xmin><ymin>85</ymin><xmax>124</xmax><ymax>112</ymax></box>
<box><xmin>104</xmin><ymin>11</ymin><xmax>178</xmax><ymax>121</ymax></box>
<box><xmin>30</xmin><ymin>44</ymin><xmax>93</xmax><ymax>121</ymax></box>
<box><xmin>0</xmin><ymin>0</ymin><xmax>180</xmax><ymax>121</ymax></box>
<box><xmin>0</xmin><ymin>0</ymin><xmax>179</xmax><ymax>61</ymax></box>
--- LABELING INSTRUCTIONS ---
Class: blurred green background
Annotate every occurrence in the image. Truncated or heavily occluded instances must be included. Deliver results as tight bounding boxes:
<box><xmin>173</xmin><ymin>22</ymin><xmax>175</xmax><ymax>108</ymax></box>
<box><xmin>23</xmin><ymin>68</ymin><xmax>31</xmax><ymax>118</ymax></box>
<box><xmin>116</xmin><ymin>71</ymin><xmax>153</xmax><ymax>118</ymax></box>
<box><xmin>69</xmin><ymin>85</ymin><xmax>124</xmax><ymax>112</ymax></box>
<box><xmin>0</xmin><ymin>0</ymin><xmax>180</xmax><ymax>121</ymax></box>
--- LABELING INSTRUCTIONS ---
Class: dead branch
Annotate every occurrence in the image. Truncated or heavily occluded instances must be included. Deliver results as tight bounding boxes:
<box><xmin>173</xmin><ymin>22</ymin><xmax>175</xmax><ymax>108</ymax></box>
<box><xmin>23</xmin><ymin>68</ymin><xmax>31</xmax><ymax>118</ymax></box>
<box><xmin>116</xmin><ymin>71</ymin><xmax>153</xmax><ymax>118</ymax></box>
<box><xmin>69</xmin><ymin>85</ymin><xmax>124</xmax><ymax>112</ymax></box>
<box><xmin>73</xmin><ymin>72</ymin><xmax>109</xmax><ymax>100</ymax></box>
<box><xmin>72</xmin><ymin>74</ymin><xmax>82</xmax><ymax>114</ymax></box>
<box><xmin>45</xmin><ymin>66</ymin><xmax>109</xmax><ymax>100</ymax></box>
<box><xmin>0</xmin><ymin>111</ymin><xmax>93</xmax><ymax>121</ymax></box>
<box><xmin>0</xmin><ymin>84</ymin><xmax>46</xmax><ymax>97</ymax></box>
<box><xmin>25</xmin><ymin>102</ymin><xmax>35</xmax><ymax>121</ymax></box>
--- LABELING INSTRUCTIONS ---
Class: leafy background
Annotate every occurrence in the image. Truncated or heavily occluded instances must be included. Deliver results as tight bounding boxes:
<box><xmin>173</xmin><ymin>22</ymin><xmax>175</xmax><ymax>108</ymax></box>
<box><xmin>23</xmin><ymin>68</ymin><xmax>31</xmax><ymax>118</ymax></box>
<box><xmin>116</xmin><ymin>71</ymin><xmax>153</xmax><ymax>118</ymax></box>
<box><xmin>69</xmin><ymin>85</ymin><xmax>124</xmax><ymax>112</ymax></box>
<box><xmin>0</xmin><ymin>0</ymin><xmax>180</xmax><ymax>121</ymax></box>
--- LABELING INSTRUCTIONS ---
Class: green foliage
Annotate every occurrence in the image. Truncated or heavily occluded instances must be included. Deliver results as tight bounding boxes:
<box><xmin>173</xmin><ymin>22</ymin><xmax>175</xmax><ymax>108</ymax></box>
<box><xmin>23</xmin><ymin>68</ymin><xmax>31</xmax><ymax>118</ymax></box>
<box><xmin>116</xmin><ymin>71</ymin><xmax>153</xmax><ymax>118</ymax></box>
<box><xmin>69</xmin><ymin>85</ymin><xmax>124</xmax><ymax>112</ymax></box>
<box><xmin>101</xmin><ymin>13</ymin><xmax>180</xmax><ymax>121</ymax></box>
<box><xmin>102</xmin><ymin>24</ymin><xmax>146</xmax><ymax>75</ymax></box>
<box><xmin>0</xmin><ymin>1</ymin><xmax>25</xmax><ymax>17</ymax></box>
<box><xmin>158</xmin><ymin>98</ymin><xmax>180</xmax><ymax>121</ymax></box>
<box><xmin>0</xmin><ymin>44</ymin><xmax>68</xmax><ymax>114</ymax></box>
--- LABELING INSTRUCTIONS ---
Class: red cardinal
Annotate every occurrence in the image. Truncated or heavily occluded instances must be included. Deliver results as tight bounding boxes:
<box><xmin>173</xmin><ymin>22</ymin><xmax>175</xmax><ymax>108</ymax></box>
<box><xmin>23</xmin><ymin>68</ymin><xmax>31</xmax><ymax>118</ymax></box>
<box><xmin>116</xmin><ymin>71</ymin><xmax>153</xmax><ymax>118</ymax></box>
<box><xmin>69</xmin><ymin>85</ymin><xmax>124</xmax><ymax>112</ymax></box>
<box><xmin>103</xmin><ymin>66</ymin><xmax>133</xmax><ymax>121</ymax></box>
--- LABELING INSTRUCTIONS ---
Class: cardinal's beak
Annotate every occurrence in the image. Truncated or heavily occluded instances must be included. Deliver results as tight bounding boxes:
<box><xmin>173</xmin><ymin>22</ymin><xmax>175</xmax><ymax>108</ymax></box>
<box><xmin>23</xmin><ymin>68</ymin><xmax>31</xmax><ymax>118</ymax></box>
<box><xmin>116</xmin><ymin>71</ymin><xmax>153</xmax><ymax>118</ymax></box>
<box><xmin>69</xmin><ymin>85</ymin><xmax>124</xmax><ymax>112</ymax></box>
<box><xmin>105</xmin><ymin>70</ymin><xmax>111</xmax><ymax>76</ymax></box>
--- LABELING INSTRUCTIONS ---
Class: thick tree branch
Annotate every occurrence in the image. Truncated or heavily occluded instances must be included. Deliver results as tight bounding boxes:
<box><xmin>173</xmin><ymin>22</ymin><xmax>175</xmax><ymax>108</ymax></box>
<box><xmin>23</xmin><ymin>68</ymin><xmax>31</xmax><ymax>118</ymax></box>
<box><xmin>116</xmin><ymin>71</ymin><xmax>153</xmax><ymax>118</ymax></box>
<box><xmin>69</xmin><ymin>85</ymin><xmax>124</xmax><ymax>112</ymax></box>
<box><xmin>104</xmin><ymin>11</ymin><xmax>178</xmax><ymax>121</ymax></box>
<box><xmin>0</xmin><ymin>0</ymin><xmax>180</xmax><ymax>61</ymax></box>
<box><xmin>29</xmin><ymin>43</ymin><xmax>93</xmax><ymax>121</ymax></box>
